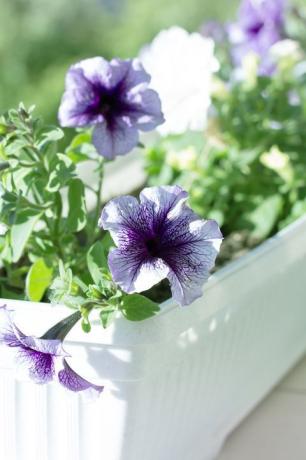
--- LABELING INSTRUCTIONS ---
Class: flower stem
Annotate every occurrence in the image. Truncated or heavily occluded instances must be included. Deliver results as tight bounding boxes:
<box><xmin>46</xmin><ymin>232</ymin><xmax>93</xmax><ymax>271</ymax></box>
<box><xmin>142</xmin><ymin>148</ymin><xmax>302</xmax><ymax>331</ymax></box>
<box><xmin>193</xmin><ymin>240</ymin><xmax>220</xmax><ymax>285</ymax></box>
<box><xmin>53</xmin><ymin>192</ymin><xmax>64</xmax><ymax>260</ymax></box>
<box><xmin>92</xmin><ymin>157</ymin><xmax>104</xmax><ymax>237</ymax></box>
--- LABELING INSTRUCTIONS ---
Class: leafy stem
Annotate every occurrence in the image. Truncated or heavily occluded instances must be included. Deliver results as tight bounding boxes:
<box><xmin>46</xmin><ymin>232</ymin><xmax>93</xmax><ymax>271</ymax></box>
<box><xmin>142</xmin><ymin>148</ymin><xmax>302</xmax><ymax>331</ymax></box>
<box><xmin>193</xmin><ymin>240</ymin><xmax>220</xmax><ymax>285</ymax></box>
<box><xmin>92</xmin><ymin>156</ymin><xmax>104</xmax><ymax>238</ymax></box>
<box><xmin>53</xmin><ymin>192</ymin><xmax>64</xmax><ymax>260</ymax></box>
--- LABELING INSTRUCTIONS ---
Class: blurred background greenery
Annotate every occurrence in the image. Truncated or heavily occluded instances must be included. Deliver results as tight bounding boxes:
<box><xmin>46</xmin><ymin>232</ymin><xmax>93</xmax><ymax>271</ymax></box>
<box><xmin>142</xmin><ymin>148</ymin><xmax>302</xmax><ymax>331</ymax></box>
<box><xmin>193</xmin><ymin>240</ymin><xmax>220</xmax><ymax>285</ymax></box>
<box><xmin>0</xmin><ymin>0</ymin><xmax>239</xmax><ymax>123</ymax></box>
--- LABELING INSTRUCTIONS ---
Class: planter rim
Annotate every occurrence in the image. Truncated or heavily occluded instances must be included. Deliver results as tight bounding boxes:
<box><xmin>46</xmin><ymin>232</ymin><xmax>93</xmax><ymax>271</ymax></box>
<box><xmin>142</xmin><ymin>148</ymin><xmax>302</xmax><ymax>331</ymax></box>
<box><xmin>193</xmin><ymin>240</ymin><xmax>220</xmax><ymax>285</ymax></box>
<box><xmin>1</xmin><ymin>213</ymin><xmax>306</xmax><ymax>347</ymax></box>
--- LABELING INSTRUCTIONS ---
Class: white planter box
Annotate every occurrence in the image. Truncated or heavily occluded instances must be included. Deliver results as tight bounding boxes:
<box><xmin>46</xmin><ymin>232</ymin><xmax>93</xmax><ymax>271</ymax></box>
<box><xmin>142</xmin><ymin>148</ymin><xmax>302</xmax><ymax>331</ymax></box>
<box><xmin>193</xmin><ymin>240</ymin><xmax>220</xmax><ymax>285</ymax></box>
<box><xmin>1</xmin><ymin>215</ymin><xmax>306</xmax><ymax>460</ymax></box>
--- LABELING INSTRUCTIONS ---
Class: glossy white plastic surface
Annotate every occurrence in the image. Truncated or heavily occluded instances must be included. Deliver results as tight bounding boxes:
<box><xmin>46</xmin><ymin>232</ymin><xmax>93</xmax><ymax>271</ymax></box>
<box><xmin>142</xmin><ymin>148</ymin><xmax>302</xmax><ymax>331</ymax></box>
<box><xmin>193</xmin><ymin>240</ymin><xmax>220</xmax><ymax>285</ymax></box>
<box><xmin>1</xmin><ymin>215</ymin><xmax>306</xmax><ymax>460</ymax></box>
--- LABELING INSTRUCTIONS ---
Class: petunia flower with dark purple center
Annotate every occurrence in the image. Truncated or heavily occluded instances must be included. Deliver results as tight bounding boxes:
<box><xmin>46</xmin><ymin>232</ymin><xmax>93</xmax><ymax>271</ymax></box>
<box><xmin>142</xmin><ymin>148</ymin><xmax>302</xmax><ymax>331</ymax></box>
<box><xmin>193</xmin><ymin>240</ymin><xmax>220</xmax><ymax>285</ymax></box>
<box><xmin>0</xmin><ymin>306</ymin><xmax>103</xmax><ymax>396</ymax></box>
<box><xmin>58</xmin><ymin>57</ymin><xmax>164</xmax><ymax>160</ymax></box>
<box><xmin>99</xmin><ymin>186</ymin><xmax>223</xmax><ymax>306</ymax></box>
<box><xmin>228</xmin><ymin>0</ymin><xmax>286</xmax><ymax>75</ymax></box>
<box><xmin>58</xmin><ymin>359</ymin><xmax>103</xmax><ymax>397</ymax></box>
<box><xmin>0</xmin><ymin>306</ymin><xmax>67</xmax><ymax>384</ymax></box>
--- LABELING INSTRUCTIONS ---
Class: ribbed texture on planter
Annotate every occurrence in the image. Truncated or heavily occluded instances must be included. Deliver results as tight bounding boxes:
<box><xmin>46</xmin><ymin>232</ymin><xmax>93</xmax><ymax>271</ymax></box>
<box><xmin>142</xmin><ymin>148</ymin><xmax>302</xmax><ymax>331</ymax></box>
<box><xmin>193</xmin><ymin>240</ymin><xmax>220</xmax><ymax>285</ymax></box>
<box><xmin>1</xmin><ymin>215</ymin><xmax>306</xmax><ymax>460</ymax></box>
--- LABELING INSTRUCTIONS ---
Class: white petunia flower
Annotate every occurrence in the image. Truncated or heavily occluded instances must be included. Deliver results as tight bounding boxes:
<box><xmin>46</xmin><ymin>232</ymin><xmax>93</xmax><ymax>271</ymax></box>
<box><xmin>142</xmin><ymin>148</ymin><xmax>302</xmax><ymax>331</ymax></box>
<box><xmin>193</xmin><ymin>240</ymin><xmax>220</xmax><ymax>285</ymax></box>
<box><xmin>140</xmin><ymin>26</ymin><xmax>219</xmax><ymax>136</ymax></box>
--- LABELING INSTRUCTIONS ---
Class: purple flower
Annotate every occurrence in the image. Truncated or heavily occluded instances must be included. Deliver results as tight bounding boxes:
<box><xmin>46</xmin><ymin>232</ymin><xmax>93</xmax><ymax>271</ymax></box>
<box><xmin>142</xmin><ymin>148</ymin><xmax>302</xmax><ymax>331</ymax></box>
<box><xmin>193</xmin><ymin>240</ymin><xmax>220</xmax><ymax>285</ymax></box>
<box><xmin>228</xmin><ymin>0</ymin><xmax>286</xmax><ymax>74</ymax></box>
<box><xmin>58</xmin><ymin>359</ymin><xmax>104</xmax><ymax>397</ymax></box>
<box><xmin>0</xmin><ymin>306</ymin><xmax>103</xmax><ymax>396</ymax></box>
<box><xmin>99</xmin><ymin>186</ymin><xmax>223</xmax><ymax>306</ymax></box>
<box><xmin>58</xmin><ymin>57</ymin><xmax>164</xmax><ymax>160</ymax></box>
<box><xmin>0</xmin><ymin>307</ymin><xmax>67</xmax><ymax>384</ymax></box>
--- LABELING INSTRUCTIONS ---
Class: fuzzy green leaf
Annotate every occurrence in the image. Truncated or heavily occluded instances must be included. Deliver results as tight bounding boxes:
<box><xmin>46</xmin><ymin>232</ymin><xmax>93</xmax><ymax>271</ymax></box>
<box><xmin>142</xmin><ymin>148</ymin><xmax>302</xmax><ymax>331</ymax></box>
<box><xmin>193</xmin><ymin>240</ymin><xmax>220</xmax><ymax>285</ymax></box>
<box><xmin>120</xmin><ymin>294</ymin><xmax>160</xmax><ymax>321</ymax></box>
<box><xmin>46</xmin><ymin>154</ymin><xmax>75</xmax><ymax>192</ymax></box>
<box><xmin>38</xmin><ymin>128</ymin><xmax>64</xmax><ymax>148</ymax></box>
<box><xmin>87</xmin><ymin>241</ymin><xmax>108</xmax><ymax>284</ymax></box>
<box><xmin>11</xmin><ymin>207</ymin><xmax>42</xmax><ymax>262</ymax></box>
<box><xmin>66</xmin><ymin>131</ymin><xmax>96</xmax><ymax>163</ymax></box>
<box><xmin>66</xmin><ymin>178</ymin><xmax>87</xmax><ymax>232</ymax></box>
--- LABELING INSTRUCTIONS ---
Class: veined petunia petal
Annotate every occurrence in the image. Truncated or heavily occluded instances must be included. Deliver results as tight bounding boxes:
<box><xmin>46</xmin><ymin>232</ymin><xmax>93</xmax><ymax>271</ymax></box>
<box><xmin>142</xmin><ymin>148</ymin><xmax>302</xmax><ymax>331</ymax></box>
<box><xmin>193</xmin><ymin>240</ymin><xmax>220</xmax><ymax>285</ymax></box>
<box><xmin>18</xmin><ymin>348</ymin><xmax>56</xmax><ymax>384</ymax></box>
<box><xmin>20</xmin><ymin>336</ymin><xmax>68</xmax><ymax>358</ymax></box>
<box><xmin>58</xmin><ymin>67</ymin><xmax>101</xmax><ymax>127</ymax></box>
<box><xmin>108</xmin><ymin>249</ymin><xmax>169</xmax><ymax>293</ymax></box>
<box><xmin>99</xmin><ymin>195</ymin><xmax>140</xmax><ymax>244</ymax></box>
<box><xmin>92</xmin><ymin>119</ymin><xmax>139</xmax><ymax>160</ymax></box>
<box><xmin>164</xmin><ymin>219</ymin><xmax>223</xmax><ymax>305</ymax></box>
<box><xmin>118</xmin><ymin>58</ymin><xmax>151</xmax><ymax>92</ymax></box>
<box><xmin>125</xmin><ymin>88</ymin><xmax>165</xmax><ymax>130</ymax></box>
<box><xmin>140</xmin><ymin>185</ymin><xmax>189</xmax><ymax>221</ymax></box>
<box><xmin>58</xmin><ymin>359</ymin><xmax>104</xmax><ymax>397</ymax></box>
<box><xmin>75</xmin><ymin>57</ymin><xmax>112</xmax><ymax>87</ymax></box>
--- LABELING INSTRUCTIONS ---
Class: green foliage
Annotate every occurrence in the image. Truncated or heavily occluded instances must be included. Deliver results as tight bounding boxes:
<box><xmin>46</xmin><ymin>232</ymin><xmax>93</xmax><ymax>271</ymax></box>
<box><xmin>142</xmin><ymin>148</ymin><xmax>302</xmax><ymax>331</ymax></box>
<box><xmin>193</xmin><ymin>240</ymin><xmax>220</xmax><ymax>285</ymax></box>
<box><xmin>48</xmin><ymin>244</ymin><xmax>161</xmax><ymax>330</ymax></box>
<box><xmin>65</xmin><ymin>131</ymin><xmax>96</xmax><ymax>163</ymax></box>
<box><xmin>46</xmin><ymin>154</ymin><xmax>76</xmax><ymax>193</ymax></box>
<box><xmin>0</xmin><ymin>106</ymin><xmax>103</xmax><ymax>301</ymax></box>
<box><xmin>120</xmin><ymin>294</ymin><xmax>160</xmax><ymax>321</ymax></box>
<box><xmin>66</xmin><ymin>179</ymin><xmax>87</xmax><ymax>232</ymax></box>
<box><xmin>26</xmin><ymin>258</ymin><xmax>53</xmax><ymax>302</ymax></box>
<box><xmin>87</xmin><ymin>241</ymin><xmax>108</xmax><ymax>285</ymax></box>
<box><xmin>48</xmin><ymin>260</ymin><xmax>76</xmax><ymax>305</ymax></box>
<box><xmin>11</xmin><ymin>207</ymin><xmax>42</xmax><ymax>263</ymax></box>
<box><xmin>214</xmin><ymin>74</ymin><xmax>306</xmax><ymax>155</ymax></box>
<box><xmin>144</xmin><ymin>63</ymin><xmax>306</xmax><ymax>262</ymax></box>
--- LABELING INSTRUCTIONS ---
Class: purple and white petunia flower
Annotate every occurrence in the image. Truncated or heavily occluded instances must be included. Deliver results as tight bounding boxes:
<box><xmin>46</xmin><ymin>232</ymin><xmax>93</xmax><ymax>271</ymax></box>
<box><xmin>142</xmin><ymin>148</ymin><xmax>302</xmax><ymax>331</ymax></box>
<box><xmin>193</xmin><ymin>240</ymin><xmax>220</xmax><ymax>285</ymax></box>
<box><xmin>228</xmin><ymin>0</ymin><xmax>286</xmax><ymax>75</ymax></box>
<box><xmin>0</xmin><ymin>306</ymin><xmax>67</xmax><ymax>384</ymax></box>
<box><xmin>0</xmin><ymin>306</ymin><xmax>103</xmax><ymax>395</ymax></box>
<box><xmin>58</xmin><ymin>57</ymin><xmax>164</xmax><ymax>160</ymax></box>
<box><xmin>58</xmin><ymin>359</ymin><xmax>103</xmax><ymax>397</ymax></box>
<box><xmin>99</xmin><ymin>186</ymin><xmax>223</xmax><ymax>306</ymax></box>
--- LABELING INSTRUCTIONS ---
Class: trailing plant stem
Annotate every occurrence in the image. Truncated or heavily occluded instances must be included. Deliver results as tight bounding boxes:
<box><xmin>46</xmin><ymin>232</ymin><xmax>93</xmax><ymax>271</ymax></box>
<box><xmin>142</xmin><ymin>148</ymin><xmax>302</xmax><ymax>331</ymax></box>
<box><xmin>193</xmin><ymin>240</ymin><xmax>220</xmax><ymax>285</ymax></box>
<box><xmin>92</xmin><ymin>157</ymin><xmax>104</xmax><ymax>238</ymax></box>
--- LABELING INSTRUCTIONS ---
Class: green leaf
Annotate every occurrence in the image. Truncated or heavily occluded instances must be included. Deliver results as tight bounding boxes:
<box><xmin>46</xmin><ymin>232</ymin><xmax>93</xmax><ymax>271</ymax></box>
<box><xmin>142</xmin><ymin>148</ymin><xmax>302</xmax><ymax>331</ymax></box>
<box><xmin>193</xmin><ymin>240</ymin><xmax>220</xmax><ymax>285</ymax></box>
<box><xmin>5</xmin><ymin>139</ymin><xmax>29</xmax><ymax>157</ymax></box>
<box><xmin>73</xmin><ymin>275</ymin><xmax>88</xmax><ymax>292</ymax></box>
<box><xmin>38</xmin><ymin>127</ymin><xmax>64</xmax><ymax>148</ymax></box>
<box><xmin>26</xmin><ymin>258</ymin><xmax>53</xmax><ymax>301</ymax></box>
<box><xmin>46</xmin><ymin>154</ymin><xmax>75</xmax><ymax>192</ymax></box>
<box><xmin>49</xmin><ymin>261</ymin><xmax>74</xmax><ymax>304</ymax></box>
<box><xmin>69</xmin><ymin>131</ymin><xmax>91</xmax><ymax>149</ymax></box>
<box><xmin>66</xmin><ymin>131</ymin><xmax>96</xmax><ymax>163</ymax></box>
<box><xmin>120</xmin><ymin>294</ymin><xmax>160</xmax><ymax>321</ymax></box>
<box><xmin>87</xmin><ymin>241</ymin><xmax>108</xmax><ymax>284</ymax></box>
<box><xmin>248</xmin><ymin>195</ymin><xmax>283</xmax><ymax>240</ymax></box>
<box><xmin>66</xmin><ymin>179</ymin><xmax>87</xmax><ymax>232</ymax></box>
<box><xmin>10</xmin><ymin>207</ymin><xmax>42</xmax><ymax>262</ymax></box>
<box><xmin>1</xmin><ymin>286</ymin><xmax>24</xmax><ymax>300</ymax></box>
<box><xmin>107</xmin><ymin>290</ymin><xmax>123</xmax><ymax>307</ymax></box>
<box><xmin>99</xmin><ymin>307</ymin><xmax>116</xmax><ymax>329</ymax></box>
<box><xmin>101</xmin><ymin>231</ymin><xmax>115</xmax><ymax>252</ymax></box>
<box><xmin>60</xmin><ymin>295</ymin><xmax>85</xmax><ymax>309</ymax></box>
